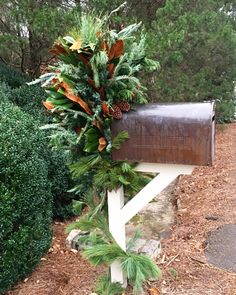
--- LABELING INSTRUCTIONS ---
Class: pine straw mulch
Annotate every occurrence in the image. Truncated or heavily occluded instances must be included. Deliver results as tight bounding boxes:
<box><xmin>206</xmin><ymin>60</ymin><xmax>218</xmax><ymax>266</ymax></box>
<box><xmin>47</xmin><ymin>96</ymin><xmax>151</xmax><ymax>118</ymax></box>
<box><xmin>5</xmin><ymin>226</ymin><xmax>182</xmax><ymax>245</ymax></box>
<box><xmin>7</xmin><ymin>123</ymin><xmax>236</xmax><ymax>295</ymax></box>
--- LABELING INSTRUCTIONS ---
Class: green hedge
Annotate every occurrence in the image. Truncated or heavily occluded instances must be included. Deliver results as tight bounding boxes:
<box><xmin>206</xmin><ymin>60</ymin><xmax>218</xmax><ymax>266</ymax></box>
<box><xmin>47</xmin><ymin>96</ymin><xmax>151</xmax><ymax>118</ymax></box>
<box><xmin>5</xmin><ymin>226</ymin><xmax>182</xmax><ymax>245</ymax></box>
<box><xmin>10</xmin><ymin>84</ymin><xmax>49</xmax><ymax>122</ymax></box>
<box><xmin>9</xmin><ymin>84</ymin><xmax>75</xmax><ymax>219</ymax></box>
<box><xmin>0</xmin><ymin>97</ymin><xmax>53</xmax><ymax>294</ymax></box>
<box><xmin>0</xmin><ymin>62</ymin><xmax>29</xmax><ymax>88</ymax></box>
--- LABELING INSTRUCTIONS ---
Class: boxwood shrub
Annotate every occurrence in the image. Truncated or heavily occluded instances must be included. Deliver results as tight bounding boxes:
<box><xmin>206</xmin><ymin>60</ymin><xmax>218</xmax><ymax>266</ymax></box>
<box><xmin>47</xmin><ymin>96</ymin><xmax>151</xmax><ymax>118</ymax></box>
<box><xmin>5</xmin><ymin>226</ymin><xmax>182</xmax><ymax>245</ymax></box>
<box><xmin>0</xmin><ymin>62</ymin><xmax>29</xmax><ymax>88</ymax></box>
<box><xmin>8</xmin><ymin>84</ymin><xmax>75</xmax><ymax>219</ymax></box>
<box><xmin>0</xmin><ymin>99</ymin><xmax>53</xmax><ymax>294</ymax></box>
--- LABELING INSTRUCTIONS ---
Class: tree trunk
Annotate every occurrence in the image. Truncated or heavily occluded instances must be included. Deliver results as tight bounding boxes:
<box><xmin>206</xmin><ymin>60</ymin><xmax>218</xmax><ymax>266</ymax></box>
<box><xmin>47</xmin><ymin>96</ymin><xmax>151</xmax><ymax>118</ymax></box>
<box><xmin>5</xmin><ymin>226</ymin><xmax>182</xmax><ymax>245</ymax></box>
<box><xmin>28</xmin><ymin>29</ymin><xmax>42</xmax><ymax>78</ymax></box>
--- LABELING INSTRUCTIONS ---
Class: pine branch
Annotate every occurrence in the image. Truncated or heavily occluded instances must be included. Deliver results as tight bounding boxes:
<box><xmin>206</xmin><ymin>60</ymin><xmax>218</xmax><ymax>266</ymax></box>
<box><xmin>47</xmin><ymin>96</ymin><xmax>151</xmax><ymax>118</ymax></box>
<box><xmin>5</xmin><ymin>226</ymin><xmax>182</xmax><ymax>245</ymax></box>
<box><xmin>112</xmin><ymin>131</ymin><xmax>129</xmax><ymax>150</ymax></box>
<box><xmin>121</xmin><ymin>252</ymin><xmax>161</xmax><ymax>294</ymax></box>
<box><xmin>83</xmin><ymin>243</ymin><xmax>125</xmax><ymax>266</ymax></box>
<box><xmin>95</xmin><ymin>275</ymin><xmax>124</xmax><ymax>295</ymax></box>
<box><xmin>70</xmin><ymin>154</ymin><xmax>102</xmax><ymax>179</ymax></box>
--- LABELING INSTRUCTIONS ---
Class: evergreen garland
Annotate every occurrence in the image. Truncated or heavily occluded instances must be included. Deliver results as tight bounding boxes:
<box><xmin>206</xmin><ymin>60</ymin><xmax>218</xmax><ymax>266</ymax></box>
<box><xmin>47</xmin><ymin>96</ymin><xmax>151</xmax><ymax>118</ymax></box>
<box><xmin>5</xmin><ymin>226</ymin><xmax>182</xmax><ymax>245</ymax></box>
<box><xmin>31</xmin><ymin>5</ymin><xmax>160</xmax><ymax>294</ymax></box>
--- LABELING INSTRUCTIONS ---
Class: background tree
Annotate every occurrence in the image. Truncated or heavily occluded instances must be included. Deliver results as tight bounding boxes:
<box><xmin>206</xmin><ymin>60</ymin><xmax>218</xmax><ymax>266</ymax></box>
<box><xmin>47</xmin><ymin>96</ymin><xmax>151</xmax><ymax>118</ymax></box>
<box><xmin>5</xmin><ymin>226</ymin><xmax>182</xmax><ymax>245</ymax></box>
<box><xmin>0</xmin><ymin>0</ymin><xmax>79</xmax><ymax>77</ymax></box>
<box><xmin>147</xmin><ymin>0</ymin><xmax>236</xmax><ymax>121</ymax></box>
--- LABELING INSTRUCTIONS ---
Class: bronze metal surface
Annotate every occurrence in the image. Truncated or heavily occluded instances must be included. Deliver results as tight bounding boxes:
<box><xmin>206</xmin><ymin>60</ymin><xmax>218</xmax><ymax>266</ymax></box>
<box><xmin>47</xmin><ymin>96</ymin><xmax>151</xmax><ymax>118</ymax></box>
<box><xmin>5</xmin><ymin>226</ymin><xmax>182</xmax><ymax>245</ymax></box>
<box><xmin>112</xmin><ymin>102</ymin><xmax>215</xmax><ymax>166</ymax></box>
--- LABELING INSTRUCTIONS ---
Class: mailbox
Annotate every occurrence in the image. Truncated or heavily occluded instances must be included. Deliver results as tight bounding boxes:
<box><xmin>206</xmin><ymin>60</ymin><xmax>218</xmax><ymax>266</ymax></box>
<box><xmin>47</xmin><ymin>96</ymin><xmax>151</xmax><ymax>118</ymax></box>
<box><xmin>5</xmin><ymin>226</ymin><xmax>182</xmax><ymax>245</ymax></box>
<box><xmin>112</xmin><ymin>102</ymin><xmax>215</xmax><ymax>166</ymax></box>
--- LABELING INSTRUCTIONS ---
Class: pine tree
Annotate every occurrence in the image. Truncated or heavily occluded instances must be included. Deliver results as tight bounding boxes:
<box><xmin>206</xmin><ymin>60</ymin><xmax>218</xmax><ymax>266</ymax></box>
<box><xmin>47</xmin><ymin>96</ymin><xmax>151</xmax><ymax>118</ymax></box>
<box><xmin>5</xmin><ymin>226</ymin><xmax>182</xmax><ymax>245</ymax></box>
<box><xmin>148</xmin><ymin>0</ymin><xmax>236</xmax><ymax>122</ymax></box>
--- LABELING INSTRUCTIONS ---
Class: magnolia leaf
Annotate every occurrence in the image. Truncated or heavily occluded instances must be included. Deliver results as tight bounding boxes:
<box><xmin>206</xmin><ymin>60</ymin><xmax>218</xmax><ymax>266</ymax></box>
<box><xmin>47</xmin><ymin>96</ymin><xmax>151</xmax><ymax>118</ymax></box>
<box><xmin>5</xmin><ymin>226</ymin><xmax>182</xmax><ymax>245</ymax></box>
<box><xmin>60</xmin><ymin>81</ymin><xmax>93</xmax><ymax>115</ymax></box>
<box><xmin>49</xmin><ymin>98</ymin><xmax>69</xmax><ymax>106</ymax></box>
<box><xmin>70</xmin><ymin>38</ymin><xmax>83</xmax><ymax>51</ymax></box>
<box><xmin>49</xmin><ymin>43</ymin><xmax>67</xmax><ymax>55</ymax></box>
<box><xmin>63</xmin><ymin>36</ymin><xmax>76</xmax><ymax>44</ymax></box>
<box><xmin>42</xmin><ymin>100</ymin><xmax>54</xmax><ymax>110</ymax></box>
<box><xmin>107</xmin><ymin>63</ymin><xmax>115</xmax><ymax>78</ymax></box>
<box><xmin>84</xmin><ymin>128</ymin><xmax>100</xmax><ymax>153</ymax></box>
<box><xmin>45</xmin><ymin>89</ymin><xmax>65</xmax><ymax>99</ymax></box>
<box><xmin>100</xmin><ymin>41</ymin><xmax>109</xmax><ymax>52</ymax></box>
<box><xmin>108</xmin><ymin>40</ymin><xmax>124</xmax><ymax>60</ymax></box>
<box><xmin>101</xmin><ymin>101</ymin><xmax>110</xmax><ymax>114</ymax></box>
<box><xmin>98</xmin><ymin>137</ymin><xmax>107</xmax><ymax>152</ymax></box>
<box><xmin>78</xmin><ymin>53</ymin><xmax>90</xmax><ymax>66</ymax></box>
<box><xmin>56</xmin><ymin>102</ymin><xmax>74</xmax><ymax>110</ymax></box>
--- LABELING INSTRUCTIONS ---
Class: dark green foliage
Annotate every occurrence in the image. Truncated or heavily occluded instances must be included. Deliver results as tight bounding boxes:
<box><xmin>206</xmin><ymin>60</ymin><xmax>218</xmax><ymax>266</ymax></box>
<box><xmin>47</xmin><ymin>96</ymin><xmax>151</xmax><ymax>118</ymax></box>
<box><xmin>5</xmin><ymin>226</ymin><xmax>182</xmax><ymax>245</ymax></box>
<box><xmin>10</xmin><ymin>84</ymin><xmax>49</xmax><ymax>122</ymax></box>
<box><xmin>216</xmin><ymin>98</ymin><xmax>235</xmax><ymax>123</ymax></box>
<box><xmin>95</xmin><ymin>275</ymin><xmax>124</xmax><ymax>295</ymax></box>
<box><xmin>0</xmin><ymin>99</ymin><xmax>52</xmax><ymax>294</ymax></box>
<box><xmin>70</xmin><ymin>156</ymin><xmax>151</xmax><ymax>198</ymax></box>
<box><xmin>0</xmin><ymin>82</ymin><xmax>11</xmax><ymax>101</ymax></box>
<box><xmin>0</xmin><ymin>62</ymin><xmax>29</xmax><ymax>88</ymax></box>
<box><xmin>147</xmin><ymin>0</ymin><xmax>236</xmax><ymax>122</ymax></box>
<box><xmin>0</xmin><ymin>1</ymin><xmax>79</xmax><ymax>77</ymax></box>
<box><xmin>47</xmin><ymin>153</ymin><xmax>74</xmax><ymax>220</ymax></box>
<box><xmin>8</xmin><ymin>83</ymin><xmax>75</xmax><ymax>220</ymax></box>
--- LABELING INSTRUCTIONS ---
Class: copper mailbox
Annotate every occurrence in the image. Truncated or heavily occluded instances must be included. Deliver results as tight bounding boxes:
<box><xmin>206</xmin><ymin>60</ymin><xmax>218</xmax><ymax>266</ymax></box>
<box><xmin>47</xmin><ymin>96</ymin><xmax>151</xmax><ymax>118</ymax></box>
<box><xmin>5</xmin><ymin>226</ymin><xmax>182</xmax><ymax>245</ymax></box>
<box><xmin>112</xmin><ymin>102</ymin><xmax>215</xmax><ymax>166</ymax></box>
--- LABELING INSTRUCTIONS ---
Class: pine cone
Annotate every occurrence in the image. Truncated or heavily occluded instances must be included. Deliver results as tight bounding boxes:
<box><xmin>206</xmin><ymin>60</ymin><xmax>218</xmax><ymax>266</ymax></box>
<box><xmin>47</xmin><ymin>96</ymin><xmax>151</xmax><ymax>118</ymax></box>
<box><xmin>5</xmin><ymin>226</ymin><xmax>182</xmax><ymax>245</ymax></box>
<box><xmin>111</xmin><ymin>105</ymin><xmax>123</xmax><ymax>119</ymax></box>
<box><xmin>116</xmin><ymin>101</ymin><xmax>131</xmax><ymax>112</ymax></box>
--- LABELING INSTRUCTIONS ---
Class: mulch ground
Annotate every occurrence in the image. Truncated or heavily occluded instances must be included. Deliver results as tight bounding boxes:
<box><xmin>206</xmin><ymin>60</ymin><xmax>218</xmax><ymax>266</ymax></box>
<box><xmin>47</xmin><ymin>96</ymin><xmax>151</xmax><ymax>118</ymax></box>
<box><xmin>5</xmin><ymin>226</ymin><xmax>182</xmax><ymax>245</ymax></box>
<box><xmin>7</xmin><ymin>123</ymin><xmax>236</xmax><ymax>295</ymax></box>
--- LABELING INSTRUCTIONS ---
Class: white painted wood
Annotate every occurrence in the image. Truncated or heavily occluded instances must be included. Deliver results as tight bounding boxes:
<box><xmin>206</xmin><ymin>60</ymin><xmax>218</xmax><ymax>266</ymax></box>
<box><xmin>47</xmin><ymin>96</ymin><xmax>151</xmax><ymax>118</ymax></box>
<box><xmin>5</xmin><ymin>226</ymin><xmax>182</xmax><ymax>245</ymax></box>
<box><xmin>120</xmin><ymin>164</ymin><xmax>194</xmax><ymax>225</ymax></box>
<box><xmin>107</xmin><ymin>163</ymin><xmax>195</xmax><ymax>286</ymax></box>
<box><xmin>108</xmin><ymin>187</ymin><xmax>127</xmax><ymax>287</ymax></box>
<box><xmin>120</xmin><ymin>170</ymin><xmax>179</xmax><ymax>226</ymax></box>
<box><xmin>135</xmin><ymin>162</ymin><xmax>194</xmax><ymax>175</ymax></box>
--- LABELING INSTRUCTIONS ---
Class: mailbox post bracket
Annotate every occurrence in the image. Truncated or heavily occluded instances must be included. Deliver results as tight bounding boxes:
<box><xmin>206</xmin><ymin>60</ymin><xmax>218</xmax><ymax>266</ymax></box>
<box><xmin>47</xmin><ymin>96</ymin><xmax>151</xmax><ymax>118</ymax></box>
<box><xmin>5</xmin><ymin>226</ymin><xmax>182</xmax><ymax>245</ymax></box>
<box><xmin>108</xmin><ymin>162</ymin><xmax>195</xmax><ymax>287</ymax></box>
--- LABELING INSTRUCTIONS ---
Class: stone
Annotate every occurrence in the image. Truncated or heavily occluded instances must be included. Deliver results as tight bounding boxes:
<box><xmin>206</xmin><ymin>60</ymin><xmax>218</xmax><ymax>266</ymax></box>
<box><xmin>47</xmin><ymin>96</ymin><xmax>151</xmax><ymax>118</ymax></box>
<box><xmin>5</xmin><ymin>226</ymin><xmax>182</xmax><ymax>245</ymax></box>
<box><xmin>128</xmin><ymin>238</ymin><xmax>146</xmax><ymax>253</ymax></box>
<box><xmin>66</xmin><ymin>229</ymin><xmax>88</xmax><ymax>250</ymax></box>
<box><xmin>205</xmin><ymin>224</ymin><xmax>236</xmax><ymax>272</ymax></box>
<box><xmin>139</xmin><ymin>239</ymin><xmax>161</xmax><ymax>259</ymax></box>
<box><xmin>66</xmin><ymin>229</ymin><xmax>81</xmax><ymax>249</ymax></box>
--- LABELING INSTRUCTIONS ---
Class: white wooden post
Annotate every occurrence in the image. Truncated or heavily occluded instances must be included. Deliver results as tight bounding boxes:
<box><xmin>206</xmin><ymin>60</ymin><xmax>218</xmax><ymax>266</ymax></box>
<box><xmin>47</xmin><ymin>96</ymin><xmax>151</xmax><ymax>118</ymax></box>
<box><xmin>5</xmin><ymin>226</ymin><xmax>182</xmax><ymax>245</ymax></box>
<box><xmin>108</xmin><ymin>163</ymin><xmax>194</xmax><ymax>286</ymax></box>
<box><xmin>108</xmin><ymin>187</ymin><xmax>127</xmax><ymax>287</ymax></box>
